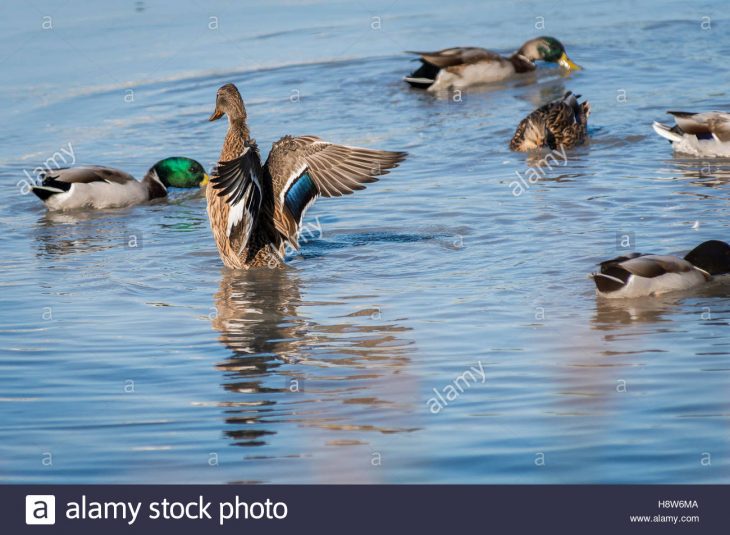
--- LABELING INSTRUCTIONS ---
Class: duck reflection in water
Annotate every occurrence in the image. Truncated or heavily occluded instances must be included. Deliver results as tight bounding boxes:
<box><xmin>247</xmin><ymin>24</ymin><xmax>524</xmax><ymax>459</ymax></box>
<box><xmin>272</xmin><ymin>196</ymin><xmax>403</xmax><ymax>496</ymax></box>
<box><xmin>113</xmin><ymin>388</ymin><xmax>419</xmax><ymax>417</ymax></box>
<box><xmin>210</xmin><ymin>268</ymin><xmax>419</xmax><ymax>480</ymax></box>
<box><xmin>592</xmin><ymin>278</ymin><xmax>730</xmax><ymax>330</ymax></box>
<box><xmin>665</xmin><ymin>158</ymin><xmax>730</xmax><ymax>189</ymax></box>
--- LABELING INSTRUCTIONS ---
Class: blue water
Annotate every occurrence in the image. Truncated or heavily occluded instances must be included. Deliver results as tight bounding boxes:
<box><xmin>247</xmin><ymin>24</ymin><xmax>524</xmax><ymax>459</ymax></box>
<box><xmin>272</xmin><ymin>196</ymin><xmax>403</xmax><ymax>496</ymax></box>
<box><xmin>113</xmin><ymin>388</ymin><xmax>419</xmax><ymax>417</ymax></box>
<box><xmin>2</xmin><ymin>0</ymin><xmax>730</xmax><ymax>483</ymax></box>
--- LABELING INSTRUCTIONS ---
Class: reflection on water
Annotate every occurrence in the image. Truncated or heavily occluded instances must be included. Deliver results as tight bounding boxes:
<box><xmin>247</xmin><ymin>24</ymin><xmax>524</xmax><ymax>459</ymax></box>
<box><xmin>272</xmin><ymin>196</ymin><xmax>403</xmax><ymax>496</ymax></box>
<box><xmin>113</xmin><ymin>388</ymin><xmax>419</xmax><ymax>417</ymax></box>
<box><xmin>592</xmin><ymin>295</ymin><xmax>682</xmax><ymax>328</ymax></box>
<box><xmin>592</xmin><ymin>279</ymin><xmax>730</xmax><ymax>329</ymax></box>
<box><xmin>666</xmin><ymin>158</ymin><xmax>730</xmax><ymax>188</ymax></box>
<box><xmin>33</xmin><ymin>210</ymin><xmax>131</xmax><ymax>257</ymax></box>
<box><xmin>210</xmin><ymin>268</ymin><xmax>419</xmax><ymax>458</ymax></box>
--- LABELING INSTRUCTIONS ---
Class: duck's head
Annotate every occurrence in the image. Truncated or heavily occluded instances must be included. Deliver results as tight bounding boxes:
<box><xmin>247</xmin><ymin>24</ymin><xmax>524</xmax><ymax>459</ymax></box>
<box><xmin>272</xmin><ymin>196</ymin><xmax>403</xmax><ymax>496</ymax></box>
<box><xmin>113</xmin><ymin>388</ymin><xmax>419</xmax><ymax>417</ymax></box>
<box><xmin>518</xmin><ymin>36</ymin><xmax>582</xmax><ymax>71</ymax></box>
<box><xmin>209</xmin><ymin>83</ymin><xmax>246</xmax><ymax>123</ymax></box>
<box><xmin>685</xmin><ymin>240</ymin><xmax>730</xmax><ymax>275</ymax></box>
<box><xmin>151</xmin><ymin>157</ymin><xmax>209</xmax><ymax>188</ymax></box>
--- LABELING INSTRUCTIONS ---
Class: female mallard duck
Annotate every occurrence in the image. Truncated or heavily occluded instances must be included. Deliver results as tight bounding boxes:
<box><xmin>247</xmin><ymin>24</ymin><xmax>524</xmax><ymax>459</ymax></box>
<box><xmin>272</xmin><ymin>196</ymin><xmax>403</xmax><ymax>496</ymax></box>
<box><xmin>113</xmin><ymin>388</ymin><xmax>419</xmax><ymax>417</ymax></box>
<box><xmin>404</xmin><ymin>36</ymin><xmax>581</xmax><ymax>91</ymax></box>
<box><xmin>591</xmin><ymin>240</ymin><xmax>730</xmax><ymax>299</ymax></box>
<box><xmin>509</xmin><ymin>91</ymin><xmax>590</xmax><ymax>151</ymax></box>
<box><xmin>206</xmin><ymin>83</ymin><xmax>407</xmax><ymax>269</ymax></box>
<box><xmin>653</xmin><ymin>111</ymin><xmax>730</xmax><ymax>157</ymax></box>
<box><xmin>31</xmin><ymin>157</ymin><xmax>208</xmax><ymax>211</ymax></box>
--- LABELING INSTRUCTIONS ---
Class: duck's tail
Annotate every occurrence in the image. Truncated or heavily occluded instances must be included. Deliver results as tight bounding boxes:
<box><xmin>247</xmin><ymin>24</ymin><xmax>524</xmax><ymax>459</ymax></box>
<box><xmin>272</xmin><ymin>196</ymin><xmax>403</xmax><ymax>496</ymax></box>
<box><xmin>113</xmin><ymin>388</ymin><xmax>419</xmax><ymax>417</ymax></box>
<box><xmin>403</xmin><ymin>76</ymin><xmax>435</xmax><ymax>89</ymax></box>
<box><xmin>404</xmin><ymin>60</ymin><xmax>439</xmax><ymax>89</ymax></box>
<box><xmin>30</xmin><ymin>174</ymin><xmax>70</xmax><ymax>202</ymax></box>
<box><xmin>30</xmin><ymin>185</ymin><xmax>65</xmax><ymax>201</ymax></box>
<box><xmin>590</xmin><ymin>272</ymin><xmax>628</xmax><ymax>294</ymax></box>
<box><xmin>652</xmin><ymin>121</ymin><xmax>683</xmax><ymax>143</ymax></box>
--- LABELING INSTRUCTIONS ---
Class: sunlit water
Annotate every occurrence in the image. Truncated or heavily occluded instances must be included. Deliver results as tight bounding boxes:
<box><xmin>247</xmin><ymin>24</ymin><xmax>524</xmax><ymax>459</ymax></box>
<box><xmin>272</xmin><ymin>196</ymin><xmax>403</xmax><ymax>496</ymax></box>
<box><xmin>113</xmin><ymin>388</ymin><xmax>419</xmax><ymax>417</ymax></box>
<box><xmin>2</xmin><ymin>0</ymin><xmax>730</xmax><ymax>483</ymax></box>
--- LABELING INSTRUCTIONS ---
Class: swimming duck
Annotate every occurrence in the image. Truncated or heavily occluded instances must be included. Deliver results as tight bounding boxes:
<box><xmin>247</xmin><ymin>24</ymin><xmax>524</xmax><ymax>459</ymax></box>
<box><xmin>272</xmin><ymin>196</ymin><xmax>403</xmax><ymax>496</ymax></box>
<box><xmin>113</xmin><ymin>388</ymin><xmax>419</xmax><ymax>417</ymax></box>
<box><xmin>653</xmin><ymin>111</ymin><xmax>730</xmax><ymax>157</ymax></box>
<box><xmin>31</xmin><ymin>157</ymin><xmax>208</xmax><ymax>211</ymax></box>
<box><xmin>206</xmin><ymin>83</ymin><xmax>407</xmax><ymax>269</ymax></box>
<box><xmin>590</xmin><ymin>240</ymin><xmax>730</xmax><ymax>298</ymax></box>
<box><xmin>509</xmin><ymin>91</ymin><xmax>590</xmax><ymax>151</ymax></box>
<box><xmin>404</xmin><ymin>36</ymin><xmax>581</xmax><ymax>91</ymax></box>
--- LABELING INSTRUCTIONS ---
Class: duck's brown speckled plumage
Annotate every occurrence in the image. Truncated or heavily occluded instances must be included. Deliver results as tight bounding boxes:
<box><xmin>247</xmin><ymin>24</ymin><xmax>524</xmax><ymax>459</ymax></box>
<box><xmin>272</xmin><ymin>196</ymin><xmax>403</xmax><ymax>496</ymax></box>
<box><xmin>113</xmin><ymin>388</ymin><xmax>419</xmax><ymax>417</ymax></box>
<box><xmin>206</xmin><ymin>83</ymin><xmax>407</xmax><ymax>269</ymax></box>
<box><xmin>510</xmin><ymin>91</ymin><xmax>591</xmax><ymax>151</ymax></box>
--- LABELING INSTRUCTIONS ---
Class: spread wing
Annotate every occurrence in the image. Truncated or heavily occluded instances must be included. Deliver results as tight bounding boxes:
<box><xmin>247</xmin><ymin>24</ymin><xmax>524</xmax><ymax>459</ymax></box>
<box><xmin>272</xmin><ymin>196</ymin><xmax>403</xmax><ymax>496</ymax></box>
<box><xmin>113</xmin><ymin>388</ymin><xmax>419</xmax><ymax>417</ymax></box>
<box><xmin>406</xmin><ymin>47</ymin><xmax>502</xmax><ymax>68</ymax></box>
<box><xmin>667</xmin><ymin>111</ymin><xmax>730</xmax><ymax>142</ymax></box>
<box><xmin>40</xmin><ymin>166</ymin><xmax>136</xmax><ymax>186</ymax></box>
<box><xmin>209</xmin><ymin>142</ymin><xmax>264</xmax><ymax>257</ymax></box>
<box><xmin>265</xmin><ymin>135</ymin><xmax>407</xmax><ymax>248</ymax></box>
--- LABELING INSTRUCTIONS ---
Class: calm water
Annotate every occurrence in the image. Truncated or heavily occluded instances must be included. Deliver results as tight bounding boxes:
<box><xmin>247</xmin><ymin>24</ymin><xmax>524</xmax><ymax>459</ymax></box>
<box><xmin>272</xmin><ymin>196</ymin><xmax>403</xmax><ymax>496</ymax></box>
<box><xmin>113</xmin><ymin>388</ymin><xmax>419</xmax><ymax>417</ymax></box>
<box><xmin>2</xmin><ymin>0</ymin><xmax>730</xmax><ymax>483</ymax></box>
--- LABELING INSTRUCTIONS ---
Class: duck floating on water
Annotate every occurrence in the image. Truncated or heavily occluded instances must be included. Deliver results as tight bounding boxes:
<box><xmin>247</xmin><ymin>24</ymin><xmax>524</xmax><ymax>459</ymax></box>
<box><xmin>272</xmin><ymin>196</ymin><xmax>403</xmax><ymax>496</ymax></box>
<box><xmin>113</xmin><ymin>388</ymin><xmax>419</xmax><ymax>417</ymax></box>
<box><xmin>30</xmin><ymin>157</ymin><xmax>208</xmax><ymax>211</ymax></box>
<box><xmin>510</xmin><ymin>91</ymin><xmax>590</xmax><ymax>151</ymax></box>
<box><xmin>591</xmin><ymin>240</ymin><xmax>730</xmax><ymax>298</ymax></box>
<box><xmin>206</xmin><ymin>83</ymin><xmax>407</xmax><ymax>269</ymax></box>
<box><xmin>653</xmin><ymin>111</ymin><xmax>730</xmax><ymax>157</ymax></box>
<box><xmin>404</xmin><ymin>36</ymin><xmax>581</xmax><ymax>91</ymax></box>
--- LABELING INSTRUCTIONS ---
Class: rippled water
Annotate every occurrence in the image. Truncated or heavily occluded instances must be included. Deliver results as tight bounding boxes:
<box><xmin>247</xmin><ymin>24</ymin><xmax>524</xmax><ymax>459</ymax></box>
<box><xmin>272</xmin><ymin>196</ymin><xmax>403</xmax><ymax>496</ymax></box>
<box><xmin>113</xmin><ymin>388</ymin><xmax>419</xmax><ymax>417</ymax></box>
<box><xmin>3</xmin><ymin>0</ymin><xmax>730</xmax><ymax>483</ymax></box>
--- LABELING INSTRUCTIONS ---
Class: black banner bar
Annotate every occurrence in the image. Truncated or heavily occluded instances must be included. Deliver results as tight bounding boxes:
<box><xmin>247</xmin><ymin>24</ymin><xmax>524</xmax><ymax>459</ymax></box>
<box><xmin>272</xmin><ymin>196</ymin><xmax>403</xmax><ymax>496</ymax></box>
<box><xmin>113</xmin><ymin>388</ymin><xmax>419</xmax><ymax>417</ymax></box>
<box><xmin>4</xmin><ymin>485</ymin><xmax>725</xmax><ymax>534</ymax></box>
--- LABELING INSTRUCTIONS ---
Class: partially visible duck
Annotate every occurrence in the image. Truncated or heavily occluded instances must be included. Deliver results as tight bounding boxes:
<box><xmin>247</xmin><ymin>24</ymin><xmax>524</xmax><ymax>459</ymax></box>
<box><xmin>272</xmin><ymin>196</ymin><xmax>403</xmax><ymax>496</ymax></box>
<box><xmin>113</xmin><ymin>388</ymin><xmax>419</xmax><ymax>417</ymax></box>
<box><xmin>510</xmin><ymin>91</ymin><xmax>590</xmax><ymax>151</ymax></box>
<box><xmin>591</xmin><ymin>240</ymin><xmax>730</xmax><ymax>298</ymax></box>
<box><xmin>653</xmin><ymin>111</ymin><xmax>730</xmax><ymax>157</ymax></box>
<box><xmin>30</xmin><ymin>157</ymin><xmax>208</xmax><ymax>211</ymax></box>
<box><xmin>206</xmin><ymin>83</ymin><xmax>407</xmax><ymax>269</ymax></box>
<box><xmin>404</xmin><ymin>36</ymin><xmax>581</xmax><ymax>91</ymax></box>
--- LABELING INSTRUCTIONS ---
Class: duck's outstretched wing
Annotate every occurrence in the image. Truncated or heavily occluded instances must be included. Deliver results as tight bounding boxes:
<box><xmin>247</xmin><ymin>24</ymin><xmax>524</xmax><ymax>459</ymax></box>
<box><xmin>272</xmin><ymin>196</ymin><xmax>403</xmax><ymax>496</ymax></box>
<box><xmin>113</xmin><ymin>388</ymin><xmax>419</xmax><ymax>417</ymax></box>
<box><xmin>667</xmin><ymin>111</ymin><xmax>730</xmax><ymax>141</ymax></box>
<box><xmin>264</xmin><ymin>135</ymin><xmax>407</xmax><ymax>249</ymax></box>
<box><xmin>209</xmin><ymin>141</ymin><xmax>264</xmax><ymax>258</ymax></box>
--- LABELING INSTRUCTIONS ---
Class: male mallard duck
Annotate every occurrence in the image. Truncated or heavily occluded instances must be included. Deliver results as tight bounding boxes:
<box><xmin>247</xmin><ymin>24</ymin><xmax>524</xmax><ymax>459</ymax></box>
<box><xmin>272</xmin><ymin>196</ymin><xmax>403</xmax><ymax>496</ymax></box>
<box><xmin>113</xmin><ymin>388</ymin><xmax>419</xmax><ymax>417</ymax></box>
<box><xmin>31</xmin><ymin>157</ymin><xmax>208</xmax><ymax>211</ymax></box>
<box><xmin>404</xmin><ymin>36</ymin><xmax>581</xmax><ymax>91</ymax></box>
<box><xmin>653</xmin><ymin>111</ymin><xmax>730</xmax><ymax>157</ymax></box>
<box><xmin>509</xmin><ymin>91</ymin><xmax>590</xmax><ymax>151</ymax></box>
<box><xmin>590</xmin><ymin>240</ymin><xmax>730</xmax><ymax>298</ymax></box>
<box><xmin>206</xmin><ymin>83</ymin><xmax>407</xmax><ymax>269</ymax></box>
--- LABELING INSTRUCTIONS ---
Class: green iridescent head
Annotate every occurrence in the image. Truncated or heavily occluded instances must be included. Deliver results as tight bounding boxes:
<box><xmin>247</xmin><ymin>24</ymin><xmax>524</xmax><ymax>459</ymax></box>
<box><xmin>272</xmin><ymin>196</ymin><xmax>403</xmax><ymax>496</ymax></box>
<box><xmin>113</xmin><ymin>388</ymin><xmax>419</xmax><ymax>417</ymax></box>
<box><xmin>152</xmin><ymin>157</ymin><xmax>208</xmax><ymax>188</ymax></box>
<box><xmin>519</xmin><ymin>36</ymin><xmax>582</xmax><ymax>70</ymax></box>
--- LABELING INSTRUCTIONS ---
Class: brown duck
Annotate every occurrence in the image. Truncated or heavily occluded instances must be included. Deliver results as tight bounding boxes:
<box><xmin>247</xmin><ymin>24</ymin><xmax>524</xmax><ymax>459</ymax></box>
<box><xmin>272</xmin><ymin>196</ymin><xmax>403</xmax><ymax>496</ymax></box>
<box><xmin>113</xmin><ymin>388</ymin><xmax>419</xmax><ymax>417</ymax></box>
<box><xmin>509</xmin><ymin>91</ymin><xmax>590</xmax><ymax>151</ymax></box>
<box><xmin>206</xmin><ymin>83</ymin><xmax>407</xmax><ymax>269</ymax></box>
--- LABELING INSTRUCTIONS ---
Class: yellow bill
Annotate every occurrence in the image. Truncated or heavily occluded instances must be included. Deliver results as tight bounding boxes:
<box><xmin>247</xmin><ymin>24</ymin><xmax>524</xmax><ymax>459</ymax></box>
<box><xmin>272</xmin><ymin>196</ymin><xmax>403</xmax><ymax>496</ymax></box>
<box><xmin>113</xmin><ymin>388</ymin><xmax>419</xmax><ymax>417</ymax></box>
<box><xmin>201</xmin><ymin>174</ymin><xmax>210</xmax><ymax>186</ymax></box>
<box><xmin>558</xmin><ymin>52</ymin><xmax>582</xmax><ymax>71</ymax></box>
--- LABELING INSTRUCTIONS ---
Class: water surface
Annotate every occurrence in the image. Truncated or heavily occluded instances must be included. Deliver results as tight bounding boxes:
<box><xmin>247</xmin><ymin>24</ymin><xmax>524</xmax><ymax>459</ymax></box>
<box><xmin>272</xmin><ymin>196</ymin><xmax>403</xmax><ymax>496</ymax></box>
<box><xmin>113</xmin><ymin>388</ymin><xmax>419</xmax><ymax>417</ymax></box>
<box><xmin>2</xmin><ymin>0</ymin><xmax>730</xmax><ymax>483</ymax></box>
